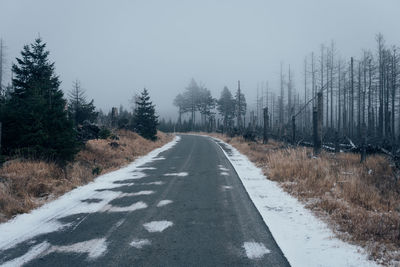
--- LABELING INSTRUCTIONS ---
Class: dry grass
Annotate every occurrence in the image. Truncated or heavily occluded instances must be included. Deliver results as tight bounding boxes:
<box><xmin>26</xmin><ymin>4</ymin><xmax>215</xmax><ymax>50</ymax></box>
<box><xmin>0</xmin><ymin>130</ymin><xmax>173</xmax><ymax>222</ymax></box>
<box><xmin>206</xmin><ymin>133</ymin><xmax>400</xmax><ymax>265</ymax></box>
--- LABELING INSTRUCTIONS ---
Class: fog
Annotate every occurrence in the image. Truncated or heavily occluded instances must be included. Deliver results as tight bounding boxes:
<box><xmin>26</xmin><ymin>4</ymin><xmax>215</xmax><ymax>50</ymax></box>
<box><xmin>1</xmin><ymin>0</ymin><xmax>400</xmax><ymax>120</ymax></box>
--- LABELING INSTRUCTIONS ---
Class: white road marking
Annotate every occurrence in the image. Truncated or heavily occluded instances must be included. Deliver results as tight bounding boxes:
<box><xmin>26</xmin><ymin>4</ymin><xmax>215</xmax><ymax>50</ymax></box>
<box><xmin>221</xmin><ymin>171</ymin><xmax>229</xmax><ymax>176</ymax></box>
<box><xmin>163</xmin><ymin>172</ymin><xmax>188</xmax><ymax>177</ymax></box>
<box><xmin>243</xmin><ymin>242</ymin><xmax>270</xmax><ymax>259</ymax></box>
<box><xmin>157</xmin><ymin>200</ymin><xmax>173</xmax><ymax>207</ymax></box>
<box><xmin>143</xmin><ymin>221</ymin><xmax>173</xmax><ymax>233</ymax></box>
<box><xmin>152</xmin><ymin>157</ymin><xmax>166</xmax><ymax>160</ymax></box>
<box><xmin>130</xmin><ymin>238</ymin><xmax>151</xmax><ymax>249</ymax></box>
<box><xmin>105</xmin><ymin>201</ymin><xmax>148</xmax><ymax>212</ymax></box>
<box><xmin>219</xmin><ymin>167</ymin><xmax>229</xmax><ymax>172</ymax></box>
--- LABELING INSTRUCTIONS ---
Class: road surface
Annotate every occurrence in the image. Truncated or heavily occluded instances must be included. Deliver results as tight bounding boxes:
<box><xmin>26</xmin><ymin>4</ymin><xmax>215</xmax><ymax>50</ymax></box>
<box><xmin>0</xmin><ymin>135</ymin><xmax>289</xmax><ymax>266</ymax></box>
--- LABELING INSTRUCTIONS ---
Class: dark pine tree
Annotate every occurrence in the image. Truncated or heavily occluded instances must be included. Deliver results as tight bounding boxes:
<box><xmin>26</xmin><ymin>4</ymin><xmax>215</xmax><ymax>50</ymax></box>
<box><xmin>133</xmin><ymin>88</ymin><xmax>158</xmax><ymax>140</ymax></box>
<box><xmin>1</xmin><ymin>38</ymin><xmax>78</xmax><ymax>163</ymax></box>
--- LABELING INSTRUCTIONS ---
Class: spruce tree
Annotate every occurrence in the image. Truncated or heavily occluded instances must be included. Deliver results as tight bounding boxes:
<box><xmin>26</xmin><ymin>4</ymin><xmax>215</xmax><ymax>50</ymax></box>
<box><xmin>68</xmin><ymin>80</ymin><xmax>98</xmax><ymax>126</ymax></box>
<box><xmin>133</xmin><ymin>88</ymin><xmax>158</xmax><ymax>140</ymax></box>
<box><xmin>217</xmin><ymin>86</ymin><xmax>235</xmax><ymax>130</ymax></box>
<box><xmin>1</xmin><ymin>38</ymin><xmax>78</xmax><ymax>162</ymax></box>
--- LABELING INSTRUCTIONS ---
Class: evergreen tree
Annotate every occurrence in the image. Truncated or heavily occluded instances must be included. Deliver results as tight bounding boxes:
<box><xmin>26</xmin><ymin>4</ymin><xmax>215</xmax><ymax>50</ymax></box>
<box><xmin>197</xmin><ymin>87</ymin><xmax>216</xmax><ymax>126</ymax></box>
<box><xmin>133</xmin><ymin>88</ymin><xmax>158</xmax><ymax>140</ymax></box>
<box><xmin>217</xmin><ymin>86</ymin><xmax>235</xmax><ymax>130</ymax></box>
<box><xmin>68</xmin><ymin>80</ymin><xmax>98</xmax><ymax>126</ymax></box>
<box><xmin>1</xmin><ymin>38</ymin><xmax>78</xmax><ymax>162</ymax></box>
<box><xmin>234</xmin><ymin>86</ymin><xmax>247</xmax><ymax>128</ymax></box>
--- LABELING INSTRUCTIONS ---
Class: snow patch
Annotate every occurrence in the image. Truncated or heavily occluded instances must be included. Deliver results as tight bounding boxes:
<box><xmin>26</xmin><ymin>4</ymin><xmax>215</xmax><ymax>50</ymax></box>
<box><xmin>136</xmin><ymin>167</ymin><xmax>156</xmax><ymax>170</ymax></box>
<box><xmin>116</xmin><ymin>190</ymin><xmax>155</xmax><ymax>198</ymax></box>
<box><xmin>129</xmin><ymin>172</ymin><xmax>147</xmax><ymax>180</ymax></box>
<box><xmin>163</xmin><ymin>172</ymin><xmax>188</xmax><ymax>177</ymax></box>
<box><xmin>1</xmin><ymin>238</ymin><xmax>108</xmax><ymax>265</ymax></box>
<box><xmin>219</xmin><ymin>167</ymin><xmax>229</xmax><ymax>172</ymax></box>
<box><xmin>157</xmin><ymin>200</ymin><xmax>173</xmax><ymax>207</ymax></box>
<box><xmin>143</xmin><ymin>221</ymin><xmax>173</xmax><ymax>233</ymax></box>
<box><xmin>0</xmin><ymin>136</ymin><xmax>181</xmax><ymax>251</ymax></box>
<box><xmin>130</xmin><ymin>238</ymin><xmax>151</xmax><ymax>249</ymax></box>
<box><xmin>243</xmin><ymin>242</ymin><xmax>270</xmax><ymax>259</ymax></box>
<box><xmin>104</xmin><ymin>201</ymin><xmax>148</xmax><ymax>213</ymax></box>
<box><xmin>152</xmin><ymin>157</ymin><xmax>166</xmax><ymax>161</ymax></box>
<box><xmin>213</xmin><ymin>137</ymin><xmax>379</xmax><ymax>267</ymax></box>
<box><xmin>141</xmin><ymin>181</ymin><xmax>164</xmax><ymax>186</ymax></box>
<box><xmin>47</xmin><ymin>238</ymin><xmax>107</xmax><ymax>259</ymax></box>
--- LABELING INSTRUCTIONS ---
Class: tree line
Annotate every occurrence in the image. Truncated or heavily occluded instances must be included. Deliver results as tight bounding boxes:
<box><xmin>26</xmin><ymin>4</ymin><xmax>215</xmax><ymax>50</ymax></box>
<box><xmin>163</xmin><ymin>33</ymin><xmax>400</xmax><ymax>151</ymax></box>
<box><xmin>171</xmin><ymin>79</ymin><xmax>247</xmax><ymax>134</ymax></box>
<box><xmin>0</xmin><ymin>38</ymin><xmax>158</xmax><ymax>164</ymax></box>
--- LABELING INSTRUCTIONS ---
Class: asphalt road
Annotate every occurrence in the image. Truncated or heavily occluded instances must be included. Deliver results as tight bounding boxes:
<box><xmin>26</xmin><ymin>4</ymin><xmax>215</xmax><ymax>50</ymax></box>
<box><xmin>0</xmin><ymin>135</ymin><xmax>290</xmax><ymax>267</ymax></box>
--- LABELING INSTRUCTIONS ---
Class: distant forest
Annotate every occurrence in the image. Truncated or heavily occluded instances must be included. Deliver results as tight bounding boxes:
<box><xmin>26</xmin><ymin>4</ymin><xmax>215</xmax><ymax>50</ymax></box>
<box><xmin>161</xmin><ymin>33</ymin><xmax>400</xmax><ymax>152</ymax></box>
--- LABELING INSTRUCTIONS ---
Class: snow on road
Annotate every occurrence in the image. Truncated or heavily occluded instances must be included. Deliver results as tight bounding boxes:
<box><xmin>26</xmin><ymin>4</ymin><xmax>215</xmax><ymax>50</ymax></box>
<box><xmin>0</xmin><ymin>136</ymin><xmax>181</xmax><ymax>252</ymax></box>
<box><xmin>103</xmin><ymin>201</ymin><xmax>148</xmax><ymax>213</ymax></box>
<box><xmin>213</xmin><ymin>137</ymin><xmax>379</xmax><ymax>267</ymax></box>
<box><xmin>156</xmin><ymin>200</ymin><xmax>173</xmax><ymax>207</ymax></box>
<box><xmin>143</xmin><ymin>221</ymin><xmax>173</xmax><ymax>233</ymax></box>
<box><xmin>243</xmin><ymin>242</ymin><xmax>271</xmax><ymax>259</ymax></box>
<box><xmin>163</xmin><ymin>172</ymin><xmax>188</xmax><ymax>177</ymax></box>
<box><xmin>46</xmin><ymin>238</ymin><xmax>108</xmax><ymax>259</ymax></box>
<box><xmin>130</xmin><ymin>239</ymin><xmax>151</xmax><ymax>249</ymax></box>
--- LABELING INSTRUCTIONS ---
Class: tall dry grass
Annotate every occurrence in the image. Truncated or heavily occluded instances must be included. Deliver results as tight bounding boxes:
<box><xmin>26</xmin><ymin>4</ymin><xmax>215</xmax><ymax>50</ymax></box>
<box><xmin>208</xmin><ymin>133</ymin><xmax>400</xmax><ymax>264</ymax></box>
<box><xmin>0</xmin><ymin>131</ymin><xmax>173</xmax><ymax>222</ymax></box>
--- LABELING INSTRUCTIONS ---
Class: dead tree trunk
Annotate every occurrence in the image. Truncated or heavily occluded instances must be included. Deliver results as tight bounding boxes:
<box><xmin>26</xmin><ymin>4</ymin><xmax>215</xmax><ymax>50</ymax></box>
<box><xmin>350</xmin><ymin>57</ymin><xmax>354</xmax><ymax>138</ymax></box>
<box><xmin>0</xmin><ymin>122</ymin><xmax>2</xmax><ymax>155</ymax></box>
<box><xmin>263</xmin><ymin>107</ymin><xmax>269</xmax><ymax>144</ymax></box>
<box><xmin>361</xmin><ymin>122</ymin><xmax>367</xmax><ymax>163</ymax></box>
<box><xmin>313</xmin><ymin>107</ymin><xmax>320</xmax><ymax>154</ymax></box>
<box><xmin>317</xmin><ymin>92</ymin><xmax>323</xmax><ymax>151</ymax></box>
<box><xmin>292</xmin><ymin>115</ymin><xmax>296</xmax><ymax>144</ymax></box>
<box><xmin>314</xmin><ymin>92</ymin><xmax>323</xmax><ymax>154</ymax></box>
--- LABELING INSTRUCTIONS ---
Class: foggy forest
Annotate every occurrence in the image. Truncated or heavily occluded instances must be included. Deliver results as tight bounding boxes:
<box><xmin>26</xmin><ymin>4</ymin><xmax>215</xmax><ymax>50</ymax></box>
<box><xmin>0</xmin><ymin>1</ymin><xmax>400</xmax><ymax>267</ymax></box>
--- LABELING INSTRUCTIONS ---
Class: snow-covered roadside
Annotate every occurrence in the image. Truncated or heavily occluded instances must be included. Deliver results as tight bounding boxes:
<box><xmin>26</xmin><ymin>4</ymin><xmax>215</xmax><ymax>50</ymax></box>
<box><xmin>0</xmin><ymin>136</ymin><xmax>181</xmax><ymax>251</ymax></box>
<box><xmin>212</xmin><ymin>137</ymin><xmax>380</xmax><ymax>267</ymax></box>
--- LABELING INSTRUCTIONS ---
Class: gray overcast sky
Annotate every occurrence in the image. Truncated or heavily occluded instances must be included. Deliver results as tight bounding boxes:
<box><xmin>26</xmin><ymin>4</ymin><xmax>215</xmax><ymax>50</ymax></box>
<box><xmin>1</xmin><ymin>0</ymin><xmax>400</xmax><ymax>120</ymax></box>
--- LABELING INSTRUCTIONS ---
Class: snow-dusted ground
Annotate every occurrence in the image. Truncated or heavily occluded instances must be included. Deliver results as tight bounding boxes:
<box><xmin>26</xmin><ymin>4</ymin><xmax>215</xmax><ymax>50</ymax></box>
<box><xmin>0</xmin><ymin>136</ymin><xmax>181</xmax><ymax>252</ymax></box>
<box><xmin>213</xmin><ymin>137</ymin><xmax>380</xmax><ymax>267</ymax></box>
